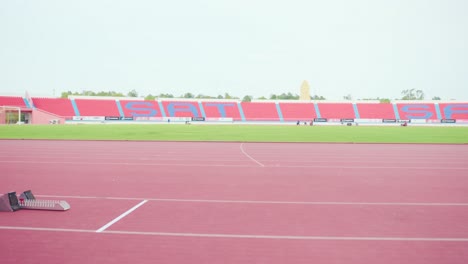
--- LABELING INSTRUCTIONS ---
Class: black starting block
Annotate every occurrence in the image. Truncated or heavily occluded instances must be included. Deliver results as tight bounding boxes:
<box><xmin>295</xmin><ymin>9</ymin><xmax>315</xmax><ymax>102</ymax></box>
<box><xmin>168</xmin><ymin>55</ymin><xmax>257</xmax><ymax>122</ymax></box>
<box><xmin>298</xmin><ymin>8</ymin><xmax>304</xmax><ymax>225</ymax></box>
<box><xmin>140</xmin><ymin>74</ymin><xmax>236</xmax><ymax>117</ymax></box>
<box><xmin>0</xmin><ymin>192</ymin><xmax>21</xmax><ymax>212</ymax></box>
<box><xmin>19</xmin><ymin>190</ymin><xmax>36</xmax><ymax>200</ymax></box>
<box><xmin>0</xmin><ymin>190</ymin><xmax>70</xmax><ymax>212</ymax></box>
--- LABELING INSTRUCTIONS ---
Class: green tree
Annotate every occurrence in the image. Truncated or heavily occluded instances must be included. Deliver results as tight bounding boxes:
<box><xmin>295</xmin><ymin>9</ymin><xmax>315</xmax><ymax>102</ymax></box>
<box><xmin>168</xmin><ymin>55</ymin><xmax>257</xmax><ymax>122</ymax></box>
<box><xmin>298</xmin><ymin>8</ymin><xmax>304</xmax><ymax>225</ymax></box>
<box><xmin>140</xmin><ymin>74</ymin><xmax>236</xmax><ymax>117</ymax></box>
<box><xmin>61</xmin><ymin>91</ymin><xmax>72</xmax><ymax>98</ymax></box>
<box><xmin>401</xmin><ymin>89</ymin><xmax>424</xmax><ymax>100</ymax></box>
<box><xmin>82</xmin><ymin>90</ymin><xmax>96</xmax><ymax>96</ymax></box>
<box><xmin>100</xmin><ymin>91</ymin><xmax>124</xmax><ymax>97</ymax></box>
<box><xmin>242</xmin><ymin>95</ymin><xmax>252</xmax><ymax>102</ymax></box>
<box><xmin>159</xmin><ymin>93</ymin><xmax>174</xmax><ymax>98</ymax></box>
<box><xmin>182</xmin><ymin>92</ymin><xmax>194</xmax><ymax>98</ymax></box>
<box><xmin>275</xmin><ymin>92</ymin><xmax>299</xmax><ymax>100</ymax></box>
<box><xmin>311</xmin><ymin>95</ymin><xmax>326</xmax><ymax>100</ymax></box>
<box><xmin>145</xmin><ymin>94</ymin><xmax>157</xmax><ymax>100</ymax></box>
<box><xmin>196</xmin><ymin>94</ymin><xmax>216</xmax><ymax>99</ymax></box>
<box><xmin>127</xmin><ymin>89</ymin><xmax>138</xmax><ymax>97</ymax></box>
<box><xmin>64</xmin><ymin>90</ymin><xmax>125</xmax><ymax>97</ymax></box>
<box><xmin>432</xmin><ymin>96</ymin><xmax>441</xmax><ymax>100</ymax></box>
<box><xmin>223</xmin><ymin>93</ymin><xmax>239</xmax><ymax>99</ymax></box>
<box><xmin>359</xmin><ymin>97</ymin><xmax>390</xmax><ymax>103</ymax></box>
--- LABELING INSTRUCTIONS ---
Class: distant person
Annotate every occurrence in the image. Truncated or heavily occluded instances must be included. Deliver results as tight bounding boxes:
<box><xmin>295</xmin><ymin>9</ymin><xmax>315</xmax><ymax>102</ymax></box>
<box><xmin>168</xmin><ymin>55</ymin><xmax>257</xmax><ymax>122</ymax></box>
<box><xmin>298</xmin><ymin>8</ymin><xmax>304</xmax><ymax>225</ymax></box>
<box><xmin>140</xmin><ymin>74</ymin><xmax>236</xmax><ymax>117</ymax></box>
<box><xmin>297</xmin><ymin>120</ymin><xmax>300</xmax><ymax>125</ymax></box>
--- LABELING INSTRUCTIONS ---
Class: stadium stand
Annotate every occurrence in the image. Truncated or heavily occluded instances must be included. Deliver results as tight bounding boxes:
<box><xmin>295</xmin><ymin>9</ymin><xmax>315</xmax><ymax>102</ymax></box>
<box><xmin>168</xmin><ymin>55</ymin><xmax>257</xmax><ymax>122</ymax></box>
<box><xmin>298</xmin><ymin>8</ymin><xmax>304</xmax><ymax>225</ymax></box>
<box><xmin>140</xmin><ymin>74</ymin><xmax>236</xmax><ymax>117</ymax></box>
<box><xmin>279</xmin><ymin>102</ymin><xmax>317</xmax><ymax>121</ymax></box>
<box><xmin>357</xmin><ymin>103</ymin><xmax>395</xmax><ymax>119</ymax></box>
<box><xmin>439</xmin><ymin>103</ymin><xmax>468</xmax><ymax>119</ymax></box>
<box><xmin>74</xmin><ymin>99</ymin><xmax>120</xmax><ymax>116</ymax></box>
<box><xmin>396</xmin><ymin>103</ymin><xmax>439</xmax><ymax>120</ymax></box>
<box><xmin>241</xmin><ymin>102</ymin><xmax>279</xmax><ymax>121</ymax></box>
<box><xmin>120</xmin><ymin>100</ymin><xmax>163</xmax><ymax>118</ymax></box>
<box><xmin>4</xmin><ymin>95</ymin><xmax>468</xmax><ymax>123</ymax></box>
<box><xmin>0</xmin><ymin>96</ymin><xmax>26</xmax><ymax>107</ymax></box>
<box><xmin>317</xmin><ymin>103</ymin><xmax>355</xmax><ymax>119</ymax></box>
<box><xmin>161</xmin><ymin>100</ymin><xmax>203</xmax><ymax>118</ymax></box>
<box><xmin>202</xmin><ymin>101</ymin><xmax>242</xmax><ymax>120</ymax></box>
<box><xmin>31</xmin><ymin>98</ymin><xmax>75</xmax><ymax>117</ymax></box>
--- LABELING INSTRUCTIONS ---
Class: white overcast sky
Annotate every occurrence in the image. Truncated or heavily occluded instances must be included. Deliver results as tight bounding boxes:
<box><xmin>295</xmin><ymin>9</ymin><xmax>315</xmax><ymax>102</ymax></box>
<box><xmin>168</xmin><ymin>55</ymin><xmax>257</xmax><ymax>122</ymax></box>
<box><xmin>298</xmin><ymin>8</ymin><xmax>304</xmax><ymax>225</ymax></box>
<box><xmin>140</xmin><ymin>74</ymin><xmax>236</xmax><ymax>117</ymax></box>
<box><xmin>1</xmin><ymin>0</ymin><xmax>467</xmax><ymax>100</ymax></box>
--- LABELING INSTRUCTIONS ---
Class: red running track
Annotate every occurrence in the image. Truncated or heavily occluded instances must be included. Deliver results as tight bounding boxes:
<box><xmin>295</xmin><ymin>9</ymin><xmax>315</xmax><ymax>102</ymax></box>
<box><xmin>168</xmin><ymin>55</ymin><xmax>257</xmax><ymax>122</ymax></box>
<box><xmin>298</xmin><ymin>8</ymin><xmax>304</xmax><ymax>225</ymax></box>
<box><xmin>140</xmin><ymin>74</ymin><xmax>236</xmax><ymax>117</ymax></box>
<box><xmin>1</xmin><ymin>140</ymin><xmax>468</xmax><ymax>264</ymax></box>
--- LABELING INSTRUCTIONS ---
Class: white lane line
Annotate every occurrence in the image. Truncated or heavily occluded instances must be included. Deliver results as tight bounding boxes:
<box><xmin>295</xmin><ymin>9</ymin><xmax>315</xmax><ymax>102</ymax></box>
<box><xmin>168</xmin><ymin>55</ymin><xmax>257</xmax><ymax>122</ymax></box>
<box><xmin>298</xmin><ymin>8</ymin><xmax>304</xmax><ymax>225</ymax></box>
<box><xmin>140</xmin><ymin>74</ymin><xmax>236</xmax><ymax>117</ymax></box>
<box><xmin>1</xmin><ymin>226</ymin><xmax>468</xmax><ymax>242</ymax></box>
<box><xmin>240</xmin><ymin>143</ymin><xmax>265</xmax><ymax>167</ymax></box>
<box><xmin>0</xmin><ymin>226</ymin><xmax>94</xmax><ymax>233</ymax></box>
<box><xmin>278</xmin><ymin>165</ymin><xmax>468</xmax><ymax>170</ymax></box>
<box><xmin>104</xmin><ymin>231</ymin><xmax>468</xmax><ymax>241</ymax></box>
<box><xmin>95</xmin><ymin>200</ymin><xmax>148</xmax><ymax>233</ymax></box>
<box><xmin>0</xmin><ymin>160</ymin><xmax>259</xmax><ymax>167</ymax></box>
<box><xmin>2</xmin><ymin>160</ymin><xmax>468</xmax><ymax>170</ymax></box>
<box><xmin>34</xmin><ymin>194</ymin><xmax>468</xmax><ymax>206</ymax></box>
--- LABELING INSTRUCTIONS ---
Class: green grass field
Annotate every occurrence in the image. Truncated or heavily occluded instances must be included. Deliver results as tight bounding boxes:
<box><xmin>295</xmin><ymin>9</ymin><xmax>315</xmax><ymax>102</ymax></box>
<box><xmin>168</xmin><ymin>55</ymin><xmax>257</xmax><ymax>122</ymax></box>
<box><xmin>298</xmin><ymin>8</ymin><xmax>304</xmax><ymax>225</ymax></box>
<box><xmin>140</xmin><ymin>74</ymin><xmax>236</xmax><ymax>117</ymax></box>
<box><xmin>0</xmin><ymin>124</ymin><xmax>467</xmax><ymax>143</ymax></box>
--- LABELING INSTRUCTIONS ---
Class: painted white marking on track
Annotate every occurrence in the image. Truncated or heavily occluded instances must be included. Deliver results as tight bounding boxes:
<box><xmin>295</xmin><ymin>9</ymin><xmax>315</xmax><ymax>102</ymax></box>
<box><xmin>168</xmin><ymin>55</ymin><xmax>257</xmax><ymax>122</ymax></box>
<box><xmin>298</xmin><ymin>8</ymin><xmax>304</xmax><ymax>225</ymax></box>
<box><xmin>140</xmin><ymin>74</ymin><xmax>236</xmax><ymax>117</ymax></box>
<box><xmin>1</xmin><ymin>226</ymin><xmax>467</xmax><ymax>242</ymax></box>
<box><xmin>95</xmin><ymin>200</ymin><xmax>147</xmax><ymax>233</ymax></box>
<box><xmin>240</xmin><ymin>143</ymin><xmax>265</xmax><ymax>167</ymax></box>
<box><xmin>32</xmin><ymin>194</ymin><xmax>468</xmax><ymax>206</ymax></box>
<box><xmin>1</xmin><ymin>160</ymin><xmax>468</xmax><ymax>170</ymax></box>
<box><xmin>0</xmin><ymin>226</ymin><xmax>95</xmax><ymax>233</ymax></box>
<box><xmin>0</xmin><ymin>160</ymin><xmax>258</xmax><ymax>167</ymax></box>
<box><xmin>103</xmin><ymin>231</ymin><xmax>468</xmax><ymax>241</ymax></box>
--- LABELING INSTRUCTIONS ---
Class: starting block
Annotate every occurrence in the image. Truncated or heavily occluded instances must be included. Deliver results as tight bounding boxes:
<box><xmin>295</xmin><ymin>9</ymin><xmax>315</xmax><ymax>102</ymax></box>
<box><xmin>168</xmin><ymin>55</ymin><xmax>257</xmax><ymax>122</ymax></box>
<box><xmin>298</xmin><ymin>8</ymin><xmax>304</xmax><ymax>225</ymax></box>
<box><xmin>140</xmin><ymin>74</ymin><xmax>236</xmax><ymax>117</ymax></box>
<box><xmin>0</xmin><ymin>192</ymin><xmax>20</xmax><ymax>212</ymax></box>
<box><xmin>19</xmin><ymin>190</ymin><xmax>36</xmax><ymax>200</ymax></box>
<box><xmin>0</xmin><ymin>190</ymin><xmax>70</xmax><ymax>212</ymax></box>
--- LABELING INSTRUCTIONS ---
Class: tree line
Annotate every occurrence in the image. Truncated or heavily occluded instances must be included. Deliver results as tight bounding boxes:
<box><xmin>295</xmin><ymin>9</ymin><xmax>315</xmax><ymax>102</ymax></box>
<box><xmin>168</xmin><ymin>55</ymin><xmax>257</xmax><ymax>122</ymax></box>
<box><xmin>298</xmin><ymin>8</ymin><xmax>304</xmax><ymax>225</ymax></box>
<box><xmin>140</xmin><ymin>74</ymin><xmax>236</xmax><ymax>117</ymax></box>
<box><xmin>61</xmin><ymin>88</ymin><xmax>441</xmax><ymax>102</ymax></box>
<box><xmin>61</xmin><ymin>90</ymin><xmax>328</xmax><ymax>102</ymax></box>
<box><xmin>349</xmin><ymin>89</ymin><xmax>442</xmax><ymax>102</ymax></box>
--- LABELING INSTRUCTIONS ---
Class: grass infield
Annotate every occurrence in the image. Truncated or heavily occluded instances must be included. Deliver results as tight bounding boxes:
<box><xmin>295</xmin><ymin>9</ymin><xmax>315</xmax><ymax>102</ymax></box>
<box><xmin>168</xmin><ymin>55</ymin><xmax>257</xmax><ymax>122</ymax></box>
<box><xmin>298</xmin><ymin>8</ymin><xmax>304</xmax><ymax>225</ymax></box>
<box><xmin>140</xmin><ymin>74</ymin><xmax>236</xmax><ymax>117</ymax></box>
<box><xmin>0</xmin><ymin>124</ymin><xmax>467</xmax><ymax>143</ymax></box>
